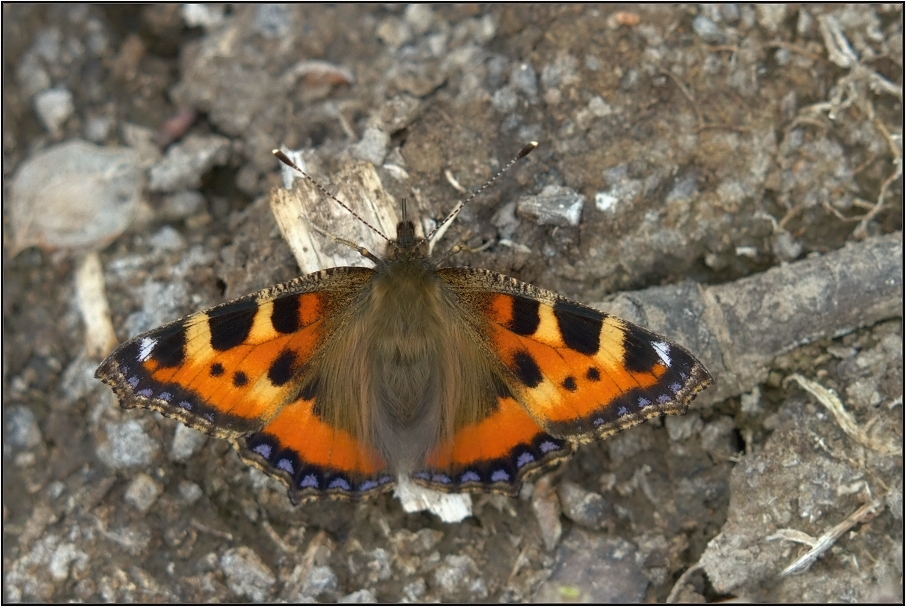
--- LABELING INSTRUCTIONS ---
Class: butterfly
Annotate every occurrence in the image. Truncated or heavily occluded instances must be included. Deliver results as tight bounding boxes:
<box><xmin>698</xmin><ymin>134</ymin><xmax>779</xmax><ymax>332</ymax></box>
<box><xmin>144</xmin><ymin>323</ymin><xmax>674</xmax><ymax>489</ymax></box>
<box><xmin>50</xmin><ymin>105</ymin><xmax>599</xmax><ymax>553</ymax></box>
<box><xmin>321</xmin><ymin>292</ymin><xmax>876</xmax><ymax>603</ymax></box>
<box><xmin>96</xmin><ymin>142</ymin><xmax>713</xmax><ymax>502</ymax></box>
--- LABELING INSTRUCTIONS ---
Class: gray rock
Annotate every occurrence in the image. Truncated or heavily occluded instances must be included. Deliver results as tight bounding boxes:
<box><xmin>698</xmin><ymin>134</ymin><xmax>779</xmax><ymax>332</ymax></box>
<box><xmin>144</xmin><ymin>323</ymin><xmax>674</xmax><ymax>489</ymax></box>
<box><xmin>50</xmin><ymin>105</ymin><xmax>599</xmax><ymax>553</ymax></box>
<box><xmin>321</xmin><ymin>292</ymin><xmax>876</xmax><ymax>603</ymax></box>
<box><xmin>169</xmin><ymin>424</ymin><xmax>206</xmax><ymax>462</ymax></box>
<box><xmin>123</xmin><ymin>473</ymin><xmax>163</xmax><ymax>513</ymax></box>
<box><xmin>432</xmin><ymin>554</ymin><xmax>488</xmax><ymax>599</ymax></box>
<box><xmin>401</xmin><ymin>578</ymin><xmax>426</xmax><ymax>601</ymax></box>
<box><xmin>177</xmin><ymin>480</ymin><xmax>203</xmax><ymax>504</ymax></box>
<box><xmin>220</xmin><ymin>547</ymin><xmax>276</xmax><ymax>602</ymax></box>
<box><xmin>34</xmin><ymin>87</ymin><xmax>74</xmax><ymax>134</ymax></box>
<box><xmin>665</xmin><ymin>414</ymin><xmax>703</xmax><ymax>442</ymax></box>
<box><xmin>338</xmin><ymin>588</ymin><xmax>377</xmax><ymax>603</ymax></box>
<box><xmin>159</xmin><ymin>191</ymin><xmax>205</xmax><ymax>221</ymax></box>
<box><xmin>534</xmin><ymin>529</ymin><xmax>647</xmax><ymax>602</ymax></box>
<box><xmin>558</xmin><ymin>481</ymin><xmax>612</xmax><ymax>529</ymax></box>
<box><xmin>692</xmin><ymin>15</ymin><xmax>726</xmax><ymax>44</ymax></box>
<box><xmin>300</xmin><ymin>565</ymin><xmax>339</xmax><ymax>599</ymax></box>
<box><xmin>352</xmin><ymin>127</ymin><xmax>390</xmax><ymax>166</ymax></box>
<box><xmin>96</xmin><ymin>420</ymin><xmax>159</xmax><ymax>469</ymax></box>
<box><xmin>4</xmin><ymin>406</ymin><xmax>43</xmax><ymax>452</ymax></box>
<box><xmin>148</xmin><ymin>134</ymin><xmax>231</xmax><ymax>192</ymax></box>
<box><xmin>11</xmin><ymin>140</ymin><xmax>142</xmax><ymax>252</ymax></box>
<box><xmin>148</xmin><ymin>226</ymin><xmax>187</xmax><ymax>252</ymax></box>
<box><xmin>517</xmin><ymin>185</ymin><xmax>584</xmax><ymax>227</ymax></box>
<box><xmin>511</xmin><ymin>62</ymin><xmax>539</xmax><ymax>98</ymax></box>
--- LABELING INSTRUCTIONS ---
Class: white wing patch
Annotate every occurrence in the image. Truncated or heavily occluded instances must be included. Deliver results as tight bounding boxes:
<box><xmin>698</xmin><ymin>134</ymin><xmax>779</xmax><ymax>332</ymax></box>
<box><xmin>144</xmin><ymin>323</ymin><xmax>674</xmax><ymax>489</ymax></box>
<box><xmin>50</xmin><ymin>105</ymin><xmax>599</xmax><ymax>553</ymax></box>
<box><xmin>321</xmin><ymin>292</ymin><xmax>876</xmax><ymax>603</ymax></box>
<box><xmin>138</xmin><ymin>337</ymin><xmax>157</xmax><ymax>362</ymax></box>
<box><xmin>652</xmin><ymin>341</ymin><xmax>672</xmax><ymax>367</ymax></box>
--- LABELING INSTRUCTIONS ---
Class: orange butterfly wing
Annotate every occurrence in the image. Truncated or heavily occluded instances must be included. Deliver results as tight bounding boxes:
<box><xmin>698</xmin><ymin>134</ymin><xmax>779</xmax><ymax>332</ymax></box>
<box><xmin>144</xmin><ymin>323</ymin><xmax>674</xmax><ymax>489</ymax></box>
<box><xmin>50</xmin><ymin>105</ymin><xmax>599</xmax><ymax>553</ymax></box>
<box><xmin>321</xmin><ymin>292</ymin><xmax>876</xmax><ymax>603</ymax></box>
<box><xmin>411</xmin><ymin>268</ymin><xmax>712</xmax><ymax>494</ymax></box>
<box><xmin>96</xmin><ymin>267</ymin><xmax>393</xmax><ymax>501</ymax></box>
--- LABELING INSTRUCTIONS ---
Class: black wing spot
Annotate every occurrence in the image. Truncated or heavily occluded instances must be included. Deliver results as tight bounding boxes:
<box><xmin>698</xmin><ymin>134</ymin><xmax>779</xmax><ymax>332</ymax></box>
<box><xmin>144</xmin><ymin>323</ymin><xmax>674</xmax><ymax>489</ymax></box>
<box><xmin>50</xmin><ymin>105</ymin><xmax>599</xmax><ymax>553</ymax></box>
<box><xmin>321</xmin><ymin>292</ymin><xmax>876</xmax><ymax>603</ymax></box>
<box><xmin>586</xmin><ymin>366</ymin><xmax>601</xmax><ymax>382</ymax></box>
<box><xmin>562</xmin><ymin>376</ymin><xmax>577</xmax><ymax>392</ymax></box>
<box><xmin>151</xmin><ymin>323</ymin><xmax>187</xmax><ymax>368</ymax></box>
<box><xmin>512</xmin><ymin>350</ymin><xmax>543</xmax><ymax>388</ymax></box>
<box><xmin>208</xmin><ymin>299</ymin><xmax>257</xmax><ymax>351</ymax></box>
<box><xmin>507</xmin><ymin>297</ymin><xmax>540</xmax><ymax>336</ymax></box>
<box><xmin>553</xmin><ymin>300</ymin><xmax>602</xmax><ymax>355</ymax></box>
<box><xmin>268</xmin><ymin>350</ymin><xmax>298</xmax><ymax>386</ymax></box>
<box><xmin>623</xmin><ymin>325</ymin><xmax>660</xmax><ymax>373</ymax></box>
<box><xmin>233</xmin><ymin>371</ymin><xmax>249</xmax><ymax>387</ymax></box>
<box><xmin>271</xmin><ymin>295</ymin><xmax>301</xmax><ymax>334</ymax></box>
<box><xmin>210</xmin><ymin>362</ymin><xmax>225</xmax><ymax>377</ymax></box>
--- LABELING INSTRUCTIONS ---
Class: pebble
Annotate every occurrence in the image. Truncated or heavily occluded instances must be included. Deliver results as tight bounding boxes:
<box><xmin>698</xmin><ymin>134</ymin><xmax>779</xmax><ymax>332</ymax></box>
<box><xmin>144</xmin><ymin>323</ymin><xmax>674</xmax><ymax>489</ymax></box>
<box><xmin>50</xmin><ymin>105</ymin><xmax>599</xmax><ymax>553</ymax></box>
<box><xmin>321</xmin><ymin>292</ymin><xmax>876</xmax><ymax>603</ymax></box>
<box><xmin>558</xmin><ymin>481</ymin><xmax>612</xmax><ymax>529</ymax></box>
<box><xmin>432</xmin><ymin>554</ymin><xmax>488</xmax><ymax>599</ymax></box>
<box><xmin>96</xmin><ymin>420</ymin><xmax>159</xmax><ymax>469</ymax></box>
<box><xmin>535</xmin><ymin>529</ymin><xmax>647</xmax><ymax>602</ymax></box>
<box><xmin>4</xmin><ymin>406</ymin><xmax>43</xmax><ymax>453</ymax></box>
<box><xmin>169</xmin><ymin>424</ymin><xmax>206</xmax><ymax>462</ymax></box>
<box><xmin>148</xmin><ymin>134</ymin><xmax>231</xmax><ymax>192</ymax></box>
<box><xmin>300</xmin><ymin>565</ymin><xmax>339</xmax><ymax>599</ymax></box>
<box><xmin>123</xmin><ymin>473</ymin><xmax>163</xmax><ymax>513</ymax></box>
<box><xmin>352</xmin><ymin>127</ymin><xmax>390</xmax><ymax>166</ymax></box>
<box><xmin>220</xmin><ymin>547</ymin><xmax>276</xmax><ymax>602</ymax></box>
<box><xmin>339</xmin><ymin>589</ymin><xmax>377</xmax><ymax>603</ymax></box>
<box><xmin>517</xmin><ymin>185</ymin><xmax>584</xmax><ymax>227</ymax></box>
<box><xmin>10</xmin><ymin>140</ymin><xmax>142</xmax><ymax>252</ymax></box>
<box><xmin>692</xmin><ymin>15</ymin><xmax>726</xmax><ymax>44</ymax></box>
<box><xmin>33</xmin><ymin>87</ymin><xmax>74</xmax><ymax>134</ymax></box>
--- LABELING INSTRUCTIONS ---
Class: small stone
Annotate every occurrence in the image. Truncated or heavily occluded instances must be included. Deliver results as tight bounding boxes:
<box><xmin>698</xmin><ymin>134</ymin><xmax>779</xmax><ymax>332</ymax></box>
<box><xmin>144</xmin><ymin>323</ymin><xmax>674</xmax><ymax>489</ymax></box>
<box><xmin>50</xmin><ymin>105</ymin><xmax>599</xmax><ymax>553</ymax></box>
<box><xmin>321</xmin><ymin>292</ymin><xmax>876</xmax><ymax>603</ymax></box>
<box><xmin>159</xmin><ymin>191</ymin><xmax>205</xmax><ymax>221</ymax></box>
<box><xmin>376</xmin><ymin>17</ymin><xmax>412</xmax><ymax>50</ymax></box>
<box><xmin>84</xmin><ymin>113</ymin><xmax>113</xmax><ymax>142</ymax></box>
<box><xmin>169</xmin><ymin>424</ymin><xmax>206</xmax><ymax>462</ymax></box>
<box><xmin>96</xmin><ymin>420</ymin><xmax>159</xmax><ymax>469</ymax></box>
<box><xmin>587</xmin><ymin>95</ymin><xmax>613</xmax><ymax>117</ymax></box>
<box><xmin>595</xmin><ymin>192</ymin><xmax>619</xmax><ymax>213</ymax></box>
<box><xmin>178</xmin><ymin>480</ymin><xmax>203</xmax><ymax>504</ymax></box>
<box><xmin>532</xmin><ymin>476</ymin><xmax>563</xmax><ymax>550</ymax></box>
<box><xmin>432</xmin><ymin>554</ymin><xmax>487</xmax><ymax>599</ymax></box>
<box><xmin>401</xmin><ymin>578</ymin><xmax>426</xmax><ymax>601</ymax></box>
<box><xmin>755</xmin><ymin>4</ymin><xmax>787</xmax><ymax>32</ymax></box>
<box><xmin>181</xmin><ymin>4</ymin><xmax>226</xmax><ymax>28</ymax></box>
<box><xmin>772</xmin><ymin>231</ymin><xmax>803</xmax><ymax>261</ymax></box>
<box><xmin>665</xmin><ymin>172</ymin><xmax>699</xmax><ymax>205</ymax></box>
<box><xmin>148</xmin><ymin>225</ymin><xmax>186</xmax><ymax>252</ymax></box>
<box><xmin>692</xmin><ymin>15</ymin><xmax>726</xmax><ymax>44</ymax></box>
<box><xmin>220</xmin><ymin>547</ymin><xmax>276</xmax><ymax>602</ymax></box>
<box><xmin>558</xmin><ymin>481</ymin><xmax>612</xmax><ymax>529</ymax></box>
<box><xmin>11</xmin><ymin>140</ymin><xmax>142</xmax><ymax>253</ymax></box>
<box><xmin>124</xmin><ymin>472</ymin><xmax>163</xmax><ymax>513</ymax></box>
<box><xmin>148</xmin><ymin>134</ymin><xmax>231</xmax><ymax>192</ymax></box>
<box><xmin>511</xmin><ymin>63</ymin><xmax>539</xmax><ymax>98</ymax></box>
<box><xmin>33</xmin><ymin>87</ymin><xmax>74</xmax><ymax>134</ymax></box>
<box><xmin>665</xmin><ymin>414</ymin><xmax>703</xmax><ymax>441</ymax></box>
<box><xmin>740</xmin><ymin>387</ymin><xmax>763</xmax><ymax>415</ymax></box>
<box><xmin>404</xmin><ymin>4</ymin><xmax>434</xmax><ymax>35</ymax></box>
<box><xmin>535</xmin><ymin>529</ymin><xmax>647</xmax><ymax>602</ymax></box>
<box><xmin>517</xmin><ymin>185</ymin><xmax>584</xmax><ymax>227</ymax></box>
<box><xmin>48</xmin><ymin>542</ymin><xmax>85</xmax><ymax>582</ymax></box>
<box><xmin>254</xmin><ymin>4</ymin><xmax>291</xmax><ymax>38</ymax></box>
<box><xmin>491</xmin><ymin>87</ymin><xmax>519</xmax><ymax>112</ymax></box>
<box><xmin>352</xmin><ymin>127</ymin><xmax>390</xmax><ymax>166</ymax></box>
<box><xmin>700</xmin><ymin>416</ymin><xmax>737</xmax><ymax>461</ymax></box>
<box><xmin>301</xmin><ymin>565</ymin><xmax>339</xmax><ymax>599</ymax></box>
<box><xmin>339</xmin><ymin>589</ymin><xmax>377</xmax><ymax>603</ymax></box>
<box><xmin>4</xmin><ymin>406</ymin><xmax>43</xmax><ymax>453</ymax></box>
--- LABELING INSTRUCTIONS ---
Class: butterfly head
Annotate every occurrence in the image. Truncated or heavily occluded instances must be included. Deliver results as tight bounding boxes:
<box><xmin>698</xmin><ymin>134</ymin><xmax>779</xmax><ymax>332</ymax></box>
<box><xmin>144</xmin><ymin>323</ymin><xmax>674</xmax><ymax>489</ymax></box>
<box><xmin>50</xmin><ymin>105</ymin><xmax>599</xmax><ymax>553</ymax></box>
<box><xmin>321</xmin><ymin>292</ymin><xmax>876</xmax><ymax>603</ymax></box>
<box><xmin>386</xmin><ymin>220</ymin><xmax>429</xmax><ymax>262</ymax></box>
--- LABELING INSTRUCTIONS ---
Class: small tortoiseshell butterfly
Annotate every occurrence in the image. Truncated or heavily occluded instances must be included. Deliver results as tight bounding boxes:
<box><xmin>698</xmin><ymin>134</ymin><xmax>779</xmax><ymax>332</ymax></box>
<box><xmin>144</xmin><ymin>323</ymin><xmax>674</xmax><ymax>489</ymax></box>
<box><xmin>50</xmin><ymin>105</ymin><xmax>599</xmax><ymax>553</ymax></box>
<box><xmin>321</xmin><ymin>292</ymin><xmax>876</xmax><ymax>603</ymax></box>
<box><xmin>96</xmin><ymin>142</ymin><xmax>712</xmax><ymax>502</ymax></box>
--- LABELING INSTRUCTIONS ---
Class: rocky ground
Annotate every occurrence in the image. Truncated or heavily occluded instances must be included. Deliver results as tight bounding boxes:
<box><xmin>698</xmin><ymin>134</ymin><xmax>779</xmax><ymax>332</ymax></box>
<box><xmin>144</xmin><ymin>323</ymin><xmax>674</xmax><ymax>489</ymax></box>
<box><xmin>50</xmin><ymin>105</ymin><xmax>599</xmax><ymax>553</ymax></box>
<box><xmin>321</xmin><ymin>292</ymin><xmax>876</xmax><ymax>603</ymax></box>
<box><xmin>3</xmin><ymin>5</ymin><xmax>902</xmax><ymax>602</ymax></box>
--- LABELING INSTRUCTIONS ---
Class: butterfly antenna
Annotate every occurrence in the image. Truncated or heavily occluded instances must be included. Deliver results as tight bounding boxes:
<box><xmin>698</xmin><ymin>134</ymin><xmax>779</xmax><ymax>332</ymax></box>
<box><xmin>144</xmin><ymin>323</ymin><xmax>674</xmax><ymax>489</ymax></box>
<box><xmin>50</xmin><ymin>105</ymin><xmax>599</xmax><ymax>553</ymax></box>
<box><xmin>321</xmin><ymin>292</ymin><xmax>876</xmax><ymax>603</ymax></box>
<box><xmin>273</xmin><ymin>149</ymin><xmax>391</xmax><ymax>244</ymax></box>
<box><xmin>425</xmin><ymin>141</ymin><xmax>538</xmax><ymax>246</ymax></box>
